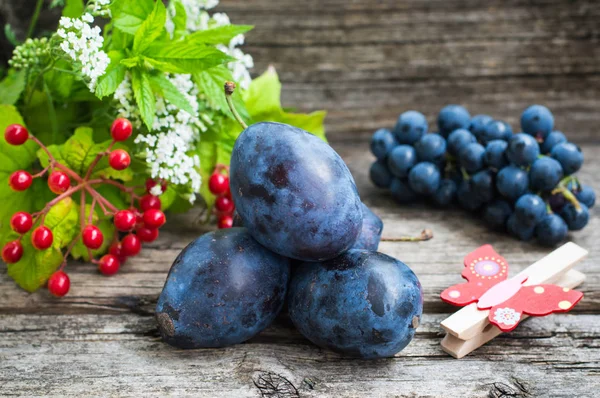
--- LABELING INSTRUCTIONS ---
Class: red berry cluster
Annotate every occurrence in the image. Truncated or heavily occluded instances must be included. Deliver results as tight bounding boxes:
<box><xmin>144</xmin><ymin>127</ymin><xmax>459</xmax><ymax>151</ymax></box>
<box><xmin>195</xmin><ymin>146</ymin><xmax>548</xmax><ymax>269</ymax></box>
<box><xmin>209</xmin><ymin>165</ymin><xmax>235</xmax><ymax>228</ymax></box>
<box><xmin>2</xmin><ymin>119</ymin><xmax>167</xmax><ymax>297</ymax></box>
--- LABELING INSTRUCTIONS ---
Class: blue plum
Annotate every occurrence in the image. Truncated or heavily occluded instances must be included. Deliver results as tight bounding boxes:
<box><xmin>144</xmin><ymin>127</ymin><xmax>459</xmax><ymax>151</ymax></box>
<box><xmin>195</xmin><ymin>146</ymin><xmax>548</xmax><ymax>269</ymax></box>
<box><xmin>506</xmin><ymin>133</ymin><xmax>540</xmax><ymax>167</ymax></box>
<box><xmin>288</xmin><ymin>250</ymin><xmax>423</xmax><ymax>358</ymax></box>
<box><xmin>447</xmin><ymin>128</ymin><xmax>476</xmax><ymax>157</ymax></box>
<box><xmin>484</xmin><ymin>140</ymin><xmax>509</xmax><ymax>170</ymax></box>
<box><xmin>370</xmin><ymin>160</ymin><xmax>393</xmax><ymax>188</ymax></box>
<box><xmin>551</xmin><ymin>142</ymin><xmax>584</xmax><ymax>175</ymax></box>
<box><xmin>529</xmin><ymin>157</ymin><xmax>563</xmax><ymax>192</ymax></box>
<box><xmin>390</xmin><ymin>178</ymin><xmax>419</xmax><ymax>203</ymax></box>
<box><xmin>459</xmin><ymin>142</ymin><xmax>486</xmax><ymax>173</ymax></box>
<box><xmin>540</xmin><ymin>131</ymin><xmax>567</xmax><ymax>154</ymax></box>
<box><xmin>469</xmin><ymin>114</ymin><xmax>493</xmax><ymax>140</ymax></box>
<box><xmin>496</xmin><ymin>165</ymin><xmax>529</xmax><ymax>201</ymax></box>
<box><xmin>408</xmin><ymin>162</ymin><xmax>440</xmax><ymax>195</ymax></box>
<box><xmin>521</xmin><ymin>105</ymin><xmax>554</xmax><ymax>139</ymax></box>
<box><xmin>230</xmin><ymin>122</ymin><xmax>363</xmax><ymax>261</ymax></box>
<box><xmin>387</xmin><ymin>145</ymin><xmax>417</xmax><ymax>178</ymax></box>
<box><xmin>351</xmin><ymin>203</ymin><xmax>384</xmax><ymax>250</ymax></box>
<box><xmin>437</xmin><ymin>105</ymin><xmax>471</xmax><ymax>137</ymax></box>
<box><xmin>370</xmin><ymin>128</ymin><xmax>397</xmax><ymax>160</ymax></box>
<box><xmin>414</xmin><ymin>133</ymin><xmax>447</xmax><ymax>164</ymax></box>
<box><xmin>393</xmin><ymin>111</ymin><xmax>428</xmax><ymax>144</ymax></box>
<box><xmin>535</xmin><ymin>214</ymin><xmax>568</xmax><ymax>246</ymax></box>
<box><xmin>156</xmin><ymin>228</ymin><xmax>290</xmax><ymax>348</ymax></box>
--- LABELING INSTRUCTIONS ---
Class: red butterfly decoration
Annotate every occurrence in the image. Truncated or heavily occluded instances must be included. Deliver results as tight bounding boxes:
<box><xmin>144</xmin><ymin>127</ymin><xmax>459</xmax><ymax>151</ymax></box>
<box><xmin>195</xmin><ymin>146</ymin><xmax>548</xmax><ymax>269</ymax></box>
<box><xmin>441</xmin><ymin>245</ymin><xmax>583</xmax><ymax>332</ymax></box>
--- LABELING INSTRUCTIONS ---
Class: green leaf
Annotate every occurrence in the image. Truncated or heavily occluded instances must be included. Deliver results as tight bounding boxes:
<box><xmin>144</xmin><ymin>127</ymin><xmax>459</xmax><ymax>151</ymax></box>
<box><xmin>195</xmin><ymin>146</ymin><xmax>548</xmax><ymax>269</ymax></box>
<box><xmin>143</xmin><ymin>41</ymin><xmax>234</xmax><ymax>74</ymax></box>
<box><xmin>62</xmin><ymin>0</ymin><xmax>84</xmax><ymax>18</ymax></box>
<box><xmin>133</xmin><ymin>0</ymin><xmax>167</xmax><ymax>54</ymax></box>
<box><xmin>171</xmin><ymin>0</ymin><xmax>187</xmax><ymax>40</ymax></box>
<box><xmin>111</xmin><ymin>27</ymin><xmax>134</xmax><ymax>51</ymax></box>
<box><xmin>193</xmin><ymin>65</ymin><xmax>249</xmax><ymax>121</ymax></box>
<box><xmin>110</xmin><ymin>0</ymin><xmax>155</xmax><ymax>35</ymax></box>
<box><xmin>131</xmin><ymin>69</ymin><xmax>156</xmax><ymax>130</ymax></box>
<box><xmin>187</xmin><ymin>25</ymin><xmax>253</xmax><ymax>45</ymax></box>
<box><xmin>50</xmin><ymin>0</ymin><xmax>65</xmax><ymax>9</ymax></box>
<box><xmin>0</xmin><ymin>69</ymin><xmax>26</xmax><ymax>105</ymax></box>
<box><xmin>148</xmin><ymin>73</ymin><xmax>195</xmax><ymax>116</ymax></box>
<box><xmin>95</xmin><ymin>51</ymin><xmax>127</xmax><ymax>99</ymax></box>
<box><xmin>7</xmin><ymin>197</ymin><xmax>79</xmax><ymax>292</ymax></box>
<box><xmin>4</xmin><ymin>24</ymin><xmax>19</xmax><ymax>47</ymax></box>
<box><xmin>43</xmin><ymin>59</ymin><xmax>75</xmax><ymax>101</ymax></box>
<box><xmin>37</xmin><ymin>127</ymin><xmax>133</xmax><ymax>181</ymax></box>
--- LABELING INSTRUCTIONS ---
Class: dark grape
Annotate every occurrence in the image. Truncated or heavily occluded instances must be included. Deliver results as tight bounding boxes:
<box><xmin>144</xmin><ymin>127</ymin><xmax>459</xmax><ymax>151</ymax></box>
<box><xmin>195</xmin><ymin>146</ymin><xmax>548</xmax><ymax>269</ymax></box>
<box><xmin>408</xmin><ymin>162</ymin><xmax>441</xmax><ymax>195</ymax></box>
<box><xmin>370</xmin><ymin>160</ymin><xmax>393</xmax><ymax>188</ymax></box>
<box><xmin>560</xmin><ymin>203</ymin><xmax>589</xmax><ymax>231</ymax></box>
<box><xmin>456</xmin><ymin>180</ymin><xmax>483</xmax><ymax>211</ymax></box>
<box><xmin>390</xmin><ymin>178</ymin><xmax>419</xmax><ymax>203</ymax></box>
<box><xmin>484</xmin><ymin>140</ymin><xmax>509</xmax><ymax>170</ymax></box>
<box><xmin>551</xmin><ymin>142</ymin><xmax>583</xmax><ymax>175</ymax></box>
<box><xmin>521</xmin><ymin>105</ymin><xmax>554</xmax><ymax>140</ymax></box>
<box><xmin>506</xmin><ymin>213</ymin><xmax>535</xmax><ymax>241</ymax></box>
<box><xmin>431</xmin><ymin>179</ymin><xmax>457</xmax><ymax>207</ymax></box>
<box><xmin>387</xmin><ymin>145</ymin><xmax>417</xmax><ymax>178</ymax></box>
<box><xmin>496</xmin><ymin>165</ymin><xmax>529</xmax><ymax>200</ymax></box>
<box><xmin>506</xmin><ymin>133</ymin><xmax>540</xmax><ymax>167</ymax></box>
<box><xmin>471</xmin><ymin>169</ymin><xmax>496</xmax><ymax>203</ymax></box>
<box><xmin>459</xmin><ymin>142</ymin><xmax>486</xmax><ymax>173</ymax></box>
<box><xmin>370</xmin><ymin>128</ymin><xmax>397</xmax><ymax>160</ymax></box>
<box><xmin>573</xmin><ymin>184</ymin><xmax>596</xmax><ymax>208</ymax></box>
<box><xmin>483</xmin><ymin>200</ymin><xmax>512</xmax><ymax>230</ymax></box>
<box><xmin>447</xmin><ymin>128</ymin><xmax>476</xmax><ymax>157</ymax></box>
<box><xmin>529</xmin><ymin>157</ymin><xmax>563</xmax><ymax>192</ymax></box>
<box><xmin>548</xmin><ymin>192</ymin><xmax>566</xmax><ymax>213</ymax></box>
<box><xmin>438</xmin><ymin>105</ymin><xmax>471</xmax><ymax>137</ymax></box>
<box><xmin>540</xmin><ymin>131</ymin><xmax>566</xmax><ymax>154</ymax></box>
<box><xmin>480</xmin><ymin>120</ymin><xmax>512</xmax><ymax>145</ymax></box>
<box><xmin>469</xmin><ymin>114</ymin><xmax>493</xmax><ymax>140</ymax></box>
<box><xmin>514</xmin><ymin>194</ymin><xmax>547</xmax><ymax>227</ymax></box>
<box><xmin>535</xmin><ymin>214</ymin><xmax>568</xmax><ymax>246</ymax></box>
<box><xmin>414</xmin><ymin>133</ymin><xmax>447</xmax><ymax>164</ymax></box>
<box><xmin>394</xmin><ymin>111</ymin><xmax>428</xmax><ymax>144</ymax></box>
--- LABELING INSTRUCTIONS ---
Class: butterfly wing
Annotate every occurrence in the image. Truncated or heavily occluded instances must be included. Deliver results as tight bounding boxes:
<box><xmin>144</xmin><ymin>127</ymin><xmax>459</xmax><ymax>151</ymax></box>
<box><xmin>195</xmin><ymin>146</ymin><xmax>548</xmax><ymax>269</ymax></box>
<box><xmin>441</xmin><ymin>245</ymin><xmax>510</xmax><ymax>306</ymax></box>
<box><xmin>488</xmin><ymin>284</ymin><xmax>583</xmax><ymax>332</ymax></box>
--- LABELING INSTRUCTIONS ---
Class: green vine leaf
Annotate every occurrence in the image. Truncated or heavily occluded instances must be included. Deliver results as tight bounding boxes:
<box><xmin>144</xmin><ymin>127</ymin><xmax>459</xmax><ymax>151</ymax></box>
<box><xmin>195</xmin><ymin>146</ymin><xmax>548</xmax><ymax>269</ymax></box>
<box><xmin>148</xmin><ymin>73</ymin><xmax>196</xmax><ymax>116</ymax></box>
<box><xmin>131</xmin><ymin>69</ymin><xmax>156</xmax><ymax>131</ymax></box>
<box><xmin>133</xmin><ymin>0</ymin><xmax>167</xmax><ymax>54</ymax></box>
<box><xmin>0</xmin><ymin>69</ymin><xmax>26</xmax><ymax>105</ymax></box>
<box><xmin>187</xmin><ymin>25</ymin><xmax>254</xmax><ymax>45</ymax></box>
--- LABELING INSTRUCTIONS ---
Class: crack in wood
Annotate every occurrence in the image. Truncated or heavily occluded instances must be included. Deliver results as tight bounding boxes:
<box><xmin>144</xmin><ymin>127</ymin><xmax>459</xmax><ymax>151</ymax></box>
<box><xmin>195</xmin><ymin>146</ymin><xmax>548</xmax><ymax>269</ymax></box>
<box><xmin>253</xmin><ymin>371</ymin><xmax>299</xmax><ymax>398</ymax></box>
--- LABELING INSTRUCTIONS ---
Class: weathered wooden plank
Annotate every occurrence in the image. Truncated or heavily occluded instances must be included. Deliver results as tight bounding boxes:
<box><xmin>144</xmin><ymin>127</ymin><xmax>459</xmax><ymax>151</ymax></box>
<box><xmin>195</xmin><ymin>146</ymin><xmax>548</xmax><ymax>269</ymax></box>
<box><xmin>0</xmin><ymin>313</ymin><xmax>598</xmax><ymax>397</ymax></box>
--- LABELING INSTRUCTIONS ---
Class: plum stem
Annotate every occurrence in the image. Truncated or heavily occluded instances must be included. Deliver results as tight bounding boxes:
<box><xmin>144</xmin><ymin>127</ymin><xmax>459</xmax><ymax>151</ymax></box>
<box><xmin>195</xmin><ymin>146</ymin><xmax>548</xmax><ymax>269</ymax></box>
<box><xmin>381</xmin><ymin>229</ymin><xmax>433</xmax><ymax>242</ymax></box>
<box><xmin>224</xmin><ymin>81</ymin><xmax>248</xmax><ymax>129</ymax></box>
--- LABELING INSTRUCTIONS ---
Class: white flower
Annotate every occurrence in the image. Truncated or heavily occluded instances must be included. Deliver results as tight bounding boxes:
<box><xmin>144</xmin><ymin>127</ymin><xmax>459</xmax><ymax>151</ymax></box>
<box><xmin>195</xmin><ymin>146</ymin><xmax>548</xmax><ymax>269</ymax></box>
<box><xmin>56</xmin><ymin>14</ymin><xmax>109</xmax><ymax>91</ymax></box>
<box><xmin>149</xmin><ymin>185</ymin><xmax>164</xmax><ymax>197</ymax></box>
<box><xmin>493</xmin><ymin>307</ymin><xmax>521</xmax><ymax>326</ymax></box>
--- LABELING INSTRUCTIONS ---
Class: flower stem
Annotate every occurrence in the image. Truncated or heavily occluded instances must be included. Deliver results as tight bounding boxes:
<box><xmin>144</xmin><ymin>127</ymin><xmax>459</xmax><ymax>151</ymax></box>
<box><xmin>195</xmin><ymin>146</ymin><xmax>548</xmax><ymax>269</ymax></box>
<box><xmin>224</xmin><ymin>81</ymin><xmax>248</xmax><ymax>129</ymax></box>
<box><xmin>84</xmin><ymin>142</ymin><xmax>114</xmax><ymax>180</ymax></box>
<box><xmin>381</xmin><ymin>229</ymin><xmax>434</xmax><ymax>242</ymax></box>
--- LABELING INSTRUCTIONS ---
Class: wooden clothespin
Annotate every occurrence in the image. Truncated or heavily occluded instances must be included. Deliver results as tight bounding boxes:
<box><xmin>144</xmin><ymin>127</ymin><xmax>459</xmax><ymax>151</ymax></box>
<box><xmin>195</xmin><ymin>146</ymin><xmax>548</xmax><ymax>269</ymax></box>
<box><xmin>439</xmin><ymin>242</ymin><xmax>588</xmax><ymax>359</ymax></box>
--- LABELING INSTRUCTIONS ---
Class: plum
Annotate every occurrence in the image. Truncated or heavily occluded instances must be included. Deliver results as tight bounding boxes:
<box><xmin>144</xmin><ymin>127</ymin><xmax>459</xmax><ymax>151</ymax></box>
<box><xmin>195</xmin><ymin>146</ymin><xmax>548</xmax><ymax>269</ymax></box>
<box><xmin>288</xmin><ymin>250</ymin><xmax>423</xmax><ymax>358</ymax></box>
<box><xmin>155</xmin><ymin>228</ymin><xmax>290</xmax><ymax>348</ymax></box>
<box><xmin>351</xmin><ymin>203</ymin><xmax>383</xmax><ymax>250</ymax></box>
<box><xmin>230</xmin><ymin>122</ymin><xmax>362</xmax><ymax>261</ymax></box>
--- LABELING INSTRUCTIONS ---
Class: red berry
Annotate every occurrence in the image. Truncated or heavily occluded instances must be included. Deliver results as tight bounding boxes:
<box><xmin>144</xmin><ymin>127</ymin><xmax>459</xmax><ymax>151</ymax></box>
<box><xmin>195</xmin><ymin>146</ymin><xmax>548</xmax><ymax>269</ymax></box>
<box><xmin>113</xmin><ymin>210</ymin><xmax>136</xmax><ymax>231</ymax></box>
<box><xmin>218</xmin><ymin>214</ymin><xmax>233</xmax><ymax>229</ymax></box>
<box><xmin>32</xmin><ymin>226</ymin><xmax>53</xmax><ymax>249</ymax></box>
<box><xmin>9</xmin><ymin>170</ymin><xmax>32</xmax><ymax>191</ymax></box>
<box><xmin>209</xmin><ymin>173</ymin><xmax>229</xmax><ymax>195</ymax></box>
<box><xmin>5</xmin><ymin>124</ymin><xmax>29</xmax><ymax>145</ymax></box>
<box><xmin>143</xmin><ymin>209</ymin><xmax>166</xmax><ymax>229</ymax></box>
<box><xmin>121</xmin><ymin>234</ymin><xmax>141</xmax><ymax>256</ymax></box>
<box><xmin>10</xmin><ymin>211</ymin><xmax>33</xmax><ymax>234</ymax></box>
<box><xmin>108</xmin><ymin>149</ymin><xmax>131</xmax><ymax>171</ymax></box>
<box><xmin>47</xmin><ymin>171</ymin><xmax>70</xmax><ymax>194</ymax></box>
<box><xmin>98</xmin><ymin>254</ymin><xmax>120</xmax><ymax>276</ymax></box>
<box><xmin>137</xmin><ymin>226</ymin><xmax>159</xmax><ymax>242</ymax></box>
<box><xmin>110</xmin><ymin>118</ymin><xmax>133</xmax><ymax>141</ymax></box>
<box><xmin>109</xmin><ymin>243</ymin><xmax>128</xmax><ymax>264</ymax></box>
<box><xmin>215</xmin><ymin>196</ymin><xmax>235</xmax><ymax>213</ymax></box>
<box><xmin>47</xmin><ymin>271</ymin><xmax>70</xmax><ymax>297</ymax></box>
<box><xmin>82</xmin><ymin>225</ymin><xmax>104</xmax><ymax>249</ymax></box>
<box><xmin>139</xmin><ymin>194</ymin><xmax>161</xmax><ymax>211</ymax></box>
<box><xmin>145</xmin><ymin>178</ymin><xmax>167</xmax><ymax>195</ymax></box>
<box><xmin>2</xmin><ymin>240</ymin><xmax>23</xmax><ymax>263</ymax></box>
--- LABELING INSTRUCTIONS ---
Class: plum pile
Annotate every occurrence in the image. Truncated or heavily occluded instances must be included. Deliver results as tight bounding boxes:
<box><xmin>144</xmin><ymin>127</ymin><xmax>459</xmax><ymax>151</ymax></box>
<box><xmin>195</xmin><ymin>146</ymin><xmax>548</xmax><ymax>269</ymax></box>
<box><xmin>155</xmin><ymin>82</ymin><xmax>423</xmax><ymax>359</ymax></box>
<box><xmin>370</xmin><ymin>105</ymin><xmax>595</xmax><ymax>246</ymax></box>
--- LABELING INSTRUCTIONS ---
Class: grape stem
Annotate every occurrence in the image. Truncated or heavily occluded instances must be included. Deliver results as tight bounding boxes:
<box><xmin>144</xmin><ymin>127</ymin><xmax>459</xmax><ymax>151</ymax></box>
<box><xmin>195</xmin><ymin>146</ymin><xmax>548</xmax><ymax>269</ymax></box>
<box><xmin>381</xmin><ymin>229</ymin><xmax>434</xmax><ymax>242</ymax></box>
<box><xmin>224</xmin><ymin>81</ymin><xmax>248</xmax><ymax>129</ymax></box>
<box><xmin>552</xmin><ymin>186</ymin><xmax>581</xmax><ymax>211</ymax></box>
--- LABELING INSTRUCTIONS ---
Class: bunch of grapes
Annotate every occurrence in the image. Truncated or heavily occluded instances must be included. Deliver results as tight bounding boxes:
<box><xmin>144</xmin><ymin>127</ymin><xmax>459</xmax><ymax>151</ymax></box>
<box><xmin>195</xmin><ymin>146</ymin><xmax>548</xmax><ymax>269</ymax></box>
<box><xmin>2</xmin><ymin>119</ymin><xmax>167</xmax><ymax>296</ymax></box>
<box><xmin>369</xmin><ymin>104</ymin><xmax>595</xmax><ymax>246</ymax></box>
<box><xmin>208</xmin><ymin>165</ymin><xmax>235</xmax><ymax>229</ymax></box>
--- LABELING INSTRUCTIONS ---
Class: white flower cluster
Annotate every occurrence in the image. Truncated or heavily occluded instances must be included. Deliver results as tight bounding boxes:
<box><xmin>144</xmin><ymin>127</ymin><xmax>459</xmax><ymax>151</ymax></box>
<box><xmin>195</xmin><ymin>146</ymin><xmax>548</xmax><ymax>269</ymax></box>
<box><xmin>88</xmin><ymin>0</ymin><xmax>111</xmax><ymax>17</ymax></box>
<box><xmin>56</xmin><ymin>14</ymin><xmax>109</xmax><ymax>92</ymax></box>
<box><xmin>115</xmin><ymin>73</ymin><xmax>208</xmax><ymax>203</ymax></box>
<box><xmin>167</xmin><ymin>0</ymin><xmax>254</xmax><ymax>89</ymax></box>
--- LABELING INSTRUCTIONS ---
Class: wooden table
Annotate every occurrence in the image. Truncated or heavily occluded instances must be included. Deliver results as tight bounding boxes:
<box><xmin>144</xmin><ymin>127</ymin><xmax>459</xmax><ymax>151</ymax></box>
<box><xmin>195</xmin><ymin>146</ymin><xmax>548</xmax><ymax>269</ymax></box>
<box><xmin>1</xmin><ymin>1</ymin><xmax>599</xmax><ymax>397</ymax></box>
